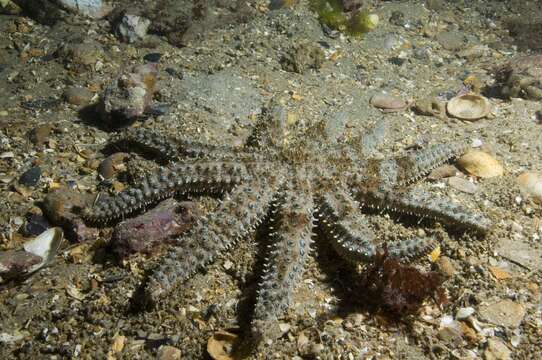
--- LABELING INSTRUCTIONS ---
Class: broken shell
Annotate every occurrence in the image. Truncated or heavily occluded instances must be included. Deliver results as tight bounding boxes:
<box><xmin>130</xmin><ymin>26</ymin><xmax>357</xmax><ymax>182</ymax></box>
<box><xmin>0</xmin><ymin>228</ymin><xmax>63</xmax><ymax>282</ymax></box>
<box><xmin>446</xmin><ymin>93</ymin><xmax>491</xmax><ymax>120</ymax></box>
<box><xmin>207</xmin><ymin>331</ymin><xmax>238</xmax><ymax>360</ymax></box>
<box><xmin>457</xmin><ymin>151</ymin><xmax>504</xmax><ymax>178</ymax></box>
<box><xmin>23</xmin><ymin>227</ymin><xmax>63</xmax><ymax>274</ymax></box>
<box><xmin>517</xmin><ymin>171</ymin><xmax>542</xmax><ymax>204</ymax></box>
<box><xmin>370</xmin><ymin>93</ymin><xmax>408</xmax><ymax>112</ymax></box>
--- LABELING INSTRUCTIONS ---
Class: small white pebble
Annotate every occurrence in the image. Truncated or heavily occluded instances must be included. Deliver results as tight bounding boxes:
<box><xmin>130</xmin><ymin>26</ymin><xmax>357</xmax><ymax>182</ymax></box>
<box><xmin>456</xmin><ymin>307</ymin><xmax>475</xmax><ymax>320</ymax></box>
<box><xmin>471</xmin><ymin>138</ymin><xmax>483</xmax><ymax>148</ymax></box>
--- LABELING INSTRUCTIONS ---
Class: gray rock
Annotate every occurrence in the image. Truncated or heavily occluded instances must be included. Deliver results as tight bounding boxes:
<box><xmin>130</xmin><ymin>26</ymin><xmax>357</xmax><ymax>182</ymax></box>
<box><xmin>57</xmin><ymin>0</ymin><xmax>111</xmax><ymax>18</ymax></box>
<box><xmin>99</xmin><ymin>63</ymin><xmax>158</xmax><ymax>125</ymax></box>
<box><xmin>478</xmin><ymin>299</ymin><xmax>526</xmax><ymax>328</ymax></box>
<box><xmin>484</xmin><ymin>337</ymin><xmax>512</xmax><ymax>360</ymax></box>
<box><xmin>115</xmin><ymin>14</ymin><xmax>151</xmax><ymax>43</ymax></box>
<box><xmin>436</xmin><ymin>31</ymin><xmax>466</xmax><ymax>51</ymax></box>
<box><xmin>448</xmin><ymin>176</ymin><xmax>478</xmax><ymax>194</ymax></box>
<box><xmin>63</xmin><ymin>86</ymin><xmax>93</xmax><ymax>106</ymax></box>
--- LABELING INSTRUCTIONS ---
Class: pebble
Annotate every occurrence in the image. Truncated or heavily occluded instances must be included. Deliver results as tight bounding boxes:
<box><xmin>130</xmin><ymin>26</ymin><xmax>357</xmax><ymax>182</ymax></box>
<box><xmin>448</xmin><ymin>176</ymin><xmax>478</xmax><ymax>194</ymax></box>
<box><xmin>63</xmin><ymin>86</ymin><xmax>93</xmax><ymax>106</ymax></box>
<box><xmin>436</xmin><ymin>256</ymin><xmax>456</xmax><ymax>277</ymax></box>
<box><xmin>457</xmin><ymin>151</ymin><xmax>504</xmax><ymax>178</ymax></box>
<box><xmin>436</xmin><ymin>31</ymin><xmax>465</xmax><ymax>51</ymax></box>
<box><xmin>111</xmin><ymin>199</ymin><xmax>198</xmax><ymax>258</ymax></box>
<box><xmin>98</xmin><ymin>153</ymin><xmax>128</xmax><ymax>179</ymax></box>
<box><xmin>99</xmin><ymin>63</ymin><xmax>157</xmax><ymax>125</ymax></box>
<box><xmin>370</xmin><ymin>93</ymin><xmax>408</xmax><ymax>112</ymax></box>
<box><xmin>19</xmin><ymin>166</ymin><xmax>41</xmax><ymax>187</ymax></box>
<box><xmin>59</xmin><ymin>42</ymin><xmax>103</xmax><ymax>69</ymax></box>
<box><xmin>21</xmin><ymin>214</ymin><xmax>50</xmax><ymax>236</ymax></box>
<box><xmin>115</xmin><ymin>14</ymin><xmax>151</xmax><ymax>43</ymax></box>
<box><xmin>158</xmin><ymin>345</ymin><xmax>182</xmax><ymax>360</ymax></box>
<box><xmin>143</xmin><ymin>52</ymin><xmax>162</xmax><ymax>63</ymax></box>
<box><xmin>42</xmin><ymin>189</ymin><xmax>98</xmax><ymax>242</ymax></box>
<box><xmin>0</xmin><ymin>250</ymin><xmax>42</xmax><ymax>281</ymax></box>
<box><xmin>57</xmin><ymin>0</ymin><xmax>111</xmax><ymax>18</ymax></box>
<box><xmin>28</xmin><ymin>124</ymin><xmax>53</xmax><ymax>146</ymax></box>
<box><xmin>478</xmin><ymin>299</ymin><xmax>526</xmax><ymax>328</ymax></box>
<box><xmin>456</xmin><ymin>307</ymin><xmax>475</xmax><ymax>320</ymax></box>
<box><xmin>516</xmin><ymin>171</ymin><xmax>542</xmax><ymax>204</ymax></box>
<box><xmin>484</xmin><ymin>337</ymin><xmax>512</xmax><ymax>360</ymax></box>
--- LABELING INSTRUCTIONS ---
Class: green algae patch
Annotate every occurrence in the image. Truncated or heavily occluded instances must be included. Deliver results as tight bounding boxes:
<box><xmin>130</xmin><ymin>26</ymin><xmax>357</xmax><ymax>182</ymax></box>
<box><xmin>310</xmin><ymin>0</ymin><xmax>378</xmax><ymax>37</ymax></box>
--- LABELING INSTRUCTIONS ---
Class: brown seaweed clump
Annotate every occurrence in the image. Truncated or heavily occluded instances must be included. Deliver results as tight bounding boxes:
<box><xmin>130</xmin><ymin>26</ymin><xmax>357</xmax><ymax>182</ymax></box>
<box><xmin>359</xmin><ymin>252</ymin><xmax>447</xmax><ymax>316</ymax></box>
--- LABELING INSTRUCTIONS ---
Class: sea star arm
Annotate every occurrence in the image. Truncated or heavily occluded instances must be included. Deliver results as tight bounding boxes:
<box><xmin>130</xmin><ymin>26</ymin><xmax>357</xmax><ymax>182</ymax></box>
<box><xmin>144</xmin><ymin>170</ymin><xmax>284</xmax><ymax>302</ymax></box>
<box><xmin>356</xmin><ymin>188</ymin><xmax>491</xmax><ymax>234</ymax></box>
<box><xmin>82</xmin><ymin>161</ymin><xmax>250</xmax><ymax>224</ymax></box>
<box><xmin>108</xmin><ymin>128</ymin><xmax>237</xmax><ymax>163</ymax></box>
<box><xmin>318</xmin><ymin>187</ymin><xmax>436</xmax><ymax>263</ymax></box>
<box><xmin>252</xmin><ymin>176</ymin><xmax>314</xmax><ymax>341</ymax></box>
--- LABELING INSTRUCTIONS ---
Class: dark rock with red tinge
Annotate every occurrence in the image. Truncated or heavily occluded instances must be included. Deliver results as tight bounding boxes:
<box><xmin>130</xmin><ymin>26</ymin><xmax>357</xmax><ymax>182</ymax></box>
<box><xmin>111</xmin><ymin>199</ymin><xmax>198</xmax><ymax>258</ymax></box>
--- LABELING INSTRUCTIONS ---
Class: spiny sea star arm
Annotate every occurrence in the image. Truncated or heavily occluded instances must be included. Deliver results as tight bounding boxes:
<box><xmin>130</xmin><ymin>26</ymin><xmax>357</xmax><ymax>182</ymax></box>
<box><xmin>108</xmin><ymin>128</ymin><xmax>236</xmax><ymax>162</ymax></box>
<box><xmin>317</xmin><ymin>188</ymin><xmax>377</xmax><ymax>263</ymax></box>
<box><xmin>144</xmin><ymin>171</ymin><xmax>284</xmax><ymax>303</ymax></box>
<box><xmin>318</xmin><ymin>187</ymin><xmax>436</xmax><ymax>263</ymax></box>
<box><xmin>252</xmin><ymin>176</ymin><xmax>314</xmax><ymax>341</ymax></box>
<box><xmin>351</xmin><ymin>142</ymin><xmax>469</xmax><ymax>188</ymax></box>
<box><xmin>356</xmin><ymin>188</ymin><xmax>491</xmax><ymax>234</ymax></box>
<box><xmin>82</xmin><ymin>161</ymin><xmax>250</xmax><ymax>224</ymax></box>
<box><xmin>394</xmin><ymin>142</ymin><xmax>469</xmax><ymax>185</ymax></box>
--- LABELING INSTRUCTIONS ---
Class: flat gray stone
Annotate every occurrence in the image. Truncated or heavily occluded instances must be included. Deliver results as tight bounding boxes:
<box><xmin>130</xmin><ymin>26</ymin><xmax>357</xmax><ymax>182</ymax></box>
<box><xmin>478</xmin><ymin>299</ymin><xmax>526</xmax><ymax>328</ymax></box>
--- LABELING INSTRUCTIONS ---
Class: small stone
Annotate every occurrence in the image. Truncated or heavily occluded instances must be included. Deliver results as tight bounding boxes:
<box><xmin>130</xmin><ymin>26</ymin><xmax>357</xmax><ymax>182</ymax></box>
<box><xmin>19</xmin><ymin>166</ymin><xmax>41</xmax><ymax>187</ymax></box>
<box><xmin>115</xmin><ymin>14</ymin><xmax>151</xmax><ymax>43</ymax></box>
<box><xmin>457</xmin><ymin>151</ymin><xmax>504</xmax><ymax>178</ymax></box>
<box><xmin>111</xmin><ymin>199</ymin><xmax>199</xmax><ymax>258</ymax></box>
<box><xmin>281</xmin><ymin>41</ymin><xmax>324</xmax><ymax>74</ymax></box>
<box><xmin>448</xmin><ymin>176</ymin><xmax>477</xmax><ymax>194</ymax></box>
<box><xmin>478</xmin><ymin>300</ymin><xmax>526</xmax><ymax>328</ymax></box>
<box><xmin>0</xmin><ymin>250</ymin><xmax>42</xmax><ymax>280</ymax></box>
<box><xmin>63</xmin><ymin>86</ymin><xmax>93</xmax><ymax>106</ymax></box>
<box><xmin>437</xmin><ymin>324</ymin><xmax>462</xmax><ymax>343</ymax></box>
<box><xmin>436</xmin><ymin>256</ymin><xmax>456</xmax><ymax>277</ymax></box>
<box><xmin>99</xmin><ymin>63</ymin><xmax>157</xmax><ymax>125</ymax></box>
<box><xmin>484</xmin><ymin>337</ymin><xmax>512</xmax><ymax>360</ymax></box>
<box><xmin>436</xmin><ymin>31</ymin><xmax>465</xmax><ymax>51</ymax></box>
<box><xmin>111</xmin><ymin>334</ymin><xmax>126</xmax><ymax>353</ymax></box>
<box><xmin>21</xmin><ymin>214</ymin><xmax>50</xmax><ymax>236</ymax></box>
<box><xmin>143</xmin><ymin>52</ymin><xmax>162</xmax><ymax>63</ymax></box>
<box><xmin>59</xmin><ymin>42</ymin><xmax>103</xmax><ymax>68</ymax></box>
<box><xmin>517</xmin><ymin>172</ymin><xmax>542</xmax><ymax>204</ymax></box>
<box><xmin>28</xmin><ymin>124</ymin><xmax>53</xmax><ymax>145</ymax></box>
<box><xmin>370</xmin><ymin>93</ymin><xmax>408</xmax><ymax>112</ymax></box>
<box><xmin>42</xmin><ymin>189</ymin><xmax>97</xmax><ymax>242</ymax></box>
<box><xmin>456</xmin><ymin>307</ymin><xmax>475</xmax><ymax>320</ymax></box>
<box><xmin>158</xmin><ymin>345</ymin><xmax>182</xmax><ymax>360</ymax></box>
<box><xmin>98</xmin><ymin>153</ymin><xmax>128</xmax><ymax>179</ymax></box>
<box><xmin>57</xmin><ymin>0</ymin><xmax>111</xmax><ymax>18</ymax></box>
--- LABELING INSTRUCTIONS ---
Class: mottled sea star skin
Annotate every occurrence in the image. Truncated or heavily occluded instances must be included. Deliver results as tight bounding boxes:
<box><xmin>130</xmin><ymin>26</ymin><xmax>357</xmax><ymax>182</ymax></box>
<box><xmin>83</xmin><ymin>104</ymin><xmax>491</xmax><ymax>342</ymax></box>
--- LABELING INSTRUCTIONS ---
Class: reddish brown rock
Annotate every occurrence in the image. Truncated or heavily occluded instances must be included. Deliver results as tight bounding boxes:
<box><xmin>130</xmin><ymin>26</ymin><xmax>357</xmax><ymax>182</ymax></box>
<box><xmin>111</xmin><ymin>199</ymin><xmax>199</xmax><ymax>258</ymax></box>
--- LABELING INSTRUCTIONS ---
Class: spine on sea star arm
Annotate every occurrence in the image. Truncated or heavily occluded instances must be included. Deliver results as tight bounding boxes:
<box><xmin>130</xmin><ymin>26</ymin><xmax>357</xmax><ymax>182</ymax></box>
<box><xmin>252</xmin><ymin>177</ymin><xmax>314</xmax><ymax>341</ymax></box>
<box><xmin>317</xmin><ymin>188</ymin><xmax>378</xmax><ymax>263</ymax></box>
<box><xmin>82</xmin><ymin>161</ymin><xmax>250</xmax><ymax>224</ymax></box>
<box><xmin>144</xmin><ymin>171</ymin><xmax>283</xmax><ymax>303</ymax></box>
